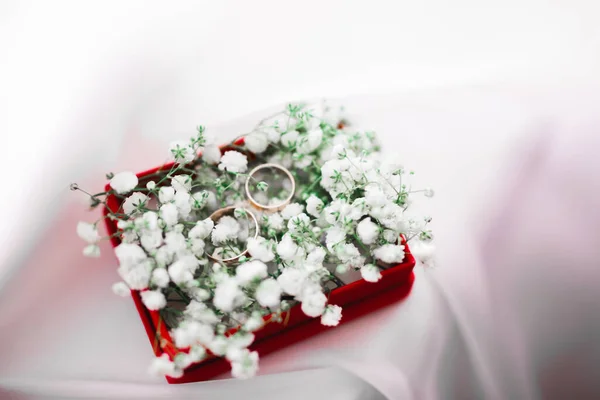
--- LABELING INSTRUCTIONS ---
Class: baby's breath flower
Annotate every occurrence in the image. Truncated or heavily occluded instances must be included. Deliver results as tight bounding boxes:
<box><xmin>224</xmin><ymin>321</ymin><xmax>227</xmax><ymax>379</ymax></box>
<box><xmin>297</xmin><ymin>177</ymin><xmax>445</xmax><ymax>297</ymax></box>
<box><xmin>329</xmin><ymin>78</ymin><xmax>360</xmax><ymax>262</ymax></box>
<box><xmin>299</xmin><ymin>285</ymin><xmax>327</xmax><ymax>317</ymax></box>
<box><xmin>159</xmin><ymin>203</ymin><xmax>178</xmax><ymax>227</ymax></box>
<box><xmin>306</xmin><ymin>195</ymin><xmax>324</xmax><ymax>217</ymax></box>
<box><xmin>83</xmin><ymin>244</ymin><xmax>101</xmax><ymax>257</ymax></box>
<box><xmin>151</xmin><ymin>268</ymin><xmax>170</xmax><ymax>288</ymax></box>
<box><xmin>171</xmin><ymin>175</ymin><xmax>192</xmax><ymax>193</ymax></box>
<box><xmin>149</xmin><ymin>354</ymin><xmax>183</xmax><ymax>378</ymax></box>
<box><xmin>235</xmin><ymin>260</ymin><xmax>268</xmax><ymax>286</ymax></box>
<box><xmin>111</xmin><ymin>282</ymin><xmax>131</xmax><ymax>297</ymax></box>
<box><xmin>123</xmin><ymin>192</ymin><xmax>148</xmax><ymax>215</ymax></box>
<box><xmin>280</xmin><ymin>202</ymin><xmax>303</xmax><ymax>219</ymax></box>
<box><xmin>213</xmin><ymin>277</ymin><xmax>246</xmax><ymax>312</ymax></box>
<box><xmin>110</xmin><ymin>171</ymin><xmax>138</xmax><ymax>194</ymax></box>
<box><xmin>321</xmin><ymin>304</ymin><xmax>342</xmax><ymax>326</ymax></box>
<box><xmin>230</xmin><ymin>350</ymin><xmax>259</xmax><ymax>379</ymax></box>
<box><xmin>373</xmin><ymin>244</ymin><xmax>405</xmax><ymax>264</ymax></box>
<box><xmin>360</xmin><ymin>264</ymin><xmax>382</xmax><ymax>283</ymax></box>
<box><xmin>218</xmin><ymin>151</ymin><xmax>248</xmax><ymax>173</ymax></box>
<box><xmin>357</xmin><ymin>217</ymin><xmax>379</xmax><ymax>245</ymax></box>
<box><xmin>424</xmin><ymin>187</ymin><xmax>435</xmax><ymax>197</ymax></box>
<box><xmin>170</xmin><ymin>141</ymin><xmax>195</xmax><ymax>164</ymax></box>
<box><xmin>77</xmin><ymin>221</ymin><xmax>99</xmax><ymax>244</ymax></box>
<box><xmin>159</xmin><ymin>186</ymin><xmax>176</xmax><ymax>203</ymax></box>
<box><xmin>281</xmin><ymin>130</ymin><xmax>299</xmax><ymax>148</ymax></box>
<box><xmin>141</xmin><ymin>290</ymin><xmax>167</xmax><ymax>310</ymax></box>
<box><xmin>247</xmin><ymin>236</ymin><xmax>275</xmax><ymax>262</ymax></box>
<box><xmin>244</xmin><ymin>132</ymin><xmax>269</xmax><ymax>154</ymax></box>
<box><xmin>255</xmin><ymin>278</ymin><xmax>282</xmax><ymax>308</ymax></box>
<box><xmin>77</xmin><ymin>100</ymin><xmax>435</xmax><ymax>382</ymax></box>
<box><xmin>202</xmin><ymin>145</ymin><xmax>222</xmax><ymax>164</ymax></box>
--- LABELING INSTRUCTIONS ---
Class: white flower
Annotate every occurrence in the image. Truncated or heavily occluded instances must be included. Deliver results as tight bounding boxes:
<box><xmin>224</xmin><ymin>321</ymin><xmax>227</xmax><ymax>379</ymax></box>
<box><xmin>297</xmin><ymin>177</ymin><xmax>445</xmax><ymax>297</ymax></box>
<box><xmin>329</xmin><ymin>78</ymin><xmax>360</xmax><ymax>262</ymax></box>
<box><xmin>424</xmin><ymin>187</ymin><xmax>435</xmax><ymax>198</ymax></box>
<box><xmin>267</xmin><ymin>213</ymin><xmax>285</xmax><ymax>231</ymax></box>
<box><xmin>245</xmin><ymin>132</ymin><xmax>269</xmax><ymax>153</ymax></box>
<box><xmin>140</xmin><ymin>230</ymin><xmax>163</xmax><ymax>252</ymax></box>
<box><xmin>306</xmin><ymin>247</ymin><xmax>326</xmax><ymax>264</ymax></box>
<box><xmin>146</xmin><ymin>181</ymin><xmax>156</xmax><ymax>190</ymax></box>
<box><xmin>115</xmin><ymin>243</ymin><xmax>147</xmax><ymax>266</ymax></box>
<box><xmin>213</xmin><ymin>277</ymin><xmax>246</xmax><ymax>312</ymax></box>
<box><xmin>325</xmin><ymin>227</ymin><xmax>346</xmax><ymax>252</ymax></box>
<box><xmin>174</xmin><ymin>190</ymin><xmax>192</xmax><ymax>218</ymax></box>
<box><xmin>202</xmin><ymin>145</ymin><xmax>222</xmax><ymax>164</ymax></box>
<box><xmin>218</xmin><ymin>151</ymin><xmax>248</xmax><ymax>173</ymax></box>
<box><xmin>247</xmin><ymin>237</ymin><xmax>275</xmax><ymax>262</ymax></box>
<box><xmin>168</xmin><ymin>255</ymin><xmax>198</xmax><ymax>285</ymax></box>
<box><xmin>190</xmin><ymin>237</ymin><xmax>205</xmax><ymax>257</ymax></box>
<box><xmin>141</xmin><ymin>290</ymin><xmax>167</xmax><ymax>310</ymax></box>
<box><xmin>172</xmin><ymin>321</ymin><xmax>214</xmax><ymax>348</ymax></box>
<box><xmin>277</xmin><ymin>268</ymin><xmax>307</xmax><ymax>297</ymax></box>
<box><xmin>118</xmin><ymin>259</ymin><xmax>152</xmax><ymax>290</ymax></box>
<box><xmin>357</xmin><ymin>217</ymin><xmax>379</xmax><ymax>245</ymax></box>
<box><xmin>142</xmin><ymin>211</ymin><xmax>159</xmax><ymax>231</ymax></box>
<box><xmin>229</xmin><ymin>332</ymin><xmax>255</xmax><ymax>350</ymax></box>
<box><xmin>411</xmin><ymin>240</ymin><xmax>436</xmax><ymax>264</ymax></box>
<box><xmin>190</xmin><ymin>191</ymin><xmax>209</xmax><ymax>210</ymax></box>
<box><xmin>360</xmin><ymin>264</ymin><xmax>382</xmax><ymax>282</ymax></box>
<box><xmin>298</xmin><ymin>128</ymin><xmax>323</xmax><ymax>154</ymax></box>
<box><xmin>151</xmin><ymin>268</ymin><xmax>170</xmax><ymax>288</ymax></box>
<box><xmin>276</xmin><ymin>233</ymin><xmax>300</xmax><ymax>261</ymax></box>
<box><xmin>123</xmin><ymin>192</ymin><xmax>148</xmax><ymax>215</ymax></box>
<box><xmin>382</xmin><ymin>229</ymin><xmax>398</xmax><ymax>243</ymax></box>
<box><xmin>243</xmin><ymin>311</ymin><xmax>265</xmax><ymax>332</ymax></box>
<box><xmin>211</xmin><ymin>215</ymin><xmax>240</xmax><ymax>245</ymax></box>
<box><xmin>170</xmin><ymin>141</ymin><xmax>195</xmax><ymax>164</ymax></box>
<box><xmin>111</xmin><ymin>282</ymin><xmax>130</xmax><ymax>297</ymax></box>
<box><xmin>160</xmin><ymin>203</ymin><xmax>179</xmax><ymax>227</ymax></box>
<box><xmin>77</xmin><ymin>221</ymin><xmax>100</xmax><ymax>243</ymax></box>
<box><xmin>335</xmin><ymin>243</ymin><xmax>360</xmax><ymax>263</ymax></box>
<box><xmin>300</xmin><ymin>286</ymin><xmax>327</xmax><ymax>317</ymax></box>
<box><xmin>188</xmin><ymin>218</ymin><xmax>214</xmax><ymax>240</ymax></box>
<box><xmin>280</xmin><ymin>202</ymin><xmax>303</xmax><ymax>219</ymax></box>
<box><xmin>255</xmin><ymin>278</ymin><xmax>281</xmax><ymax>308</ymax></box>
<box><xmin>155</xmin><ymin>246</ymin><xmax>174</xmax><ymax>268</ymax></box>
<box><xmin>305</xmin><ymin>195</ymin><xmax>324</xmax><ymax>217</ymax></box>
<box><xmin>373</xmin><ymin>244</ymin><xmax>405</xmax><ymax>264</ymax></box>
<box><xmin>110</xmin><ymin>171</ymin><xmax>138</xmax><ymax>194</ymax></box>
<box><xmin>148</xmin><ymin>354</ymin><xmax>183</xmax><ymax>378</ymax></box>
<box><xmin>165</xmin><ymin>231</ymin><xmax>187</xmax><ymax>254</ymax></box>
<box><xmin>230</xmin><ymin>350</ymin><xmax>259</xmax><ymax>380</ymax></box>
<box><xmin>83</xmin><ymin>244</ymin><xmax>101</xmax><ymax>257</ymax></box>
<box><xmin>184</xmin><ymin>300</ymin><xmax>219</xmax><ymax>325</ymax></box>
<box><xmin>281</xmin><ymin>129</ymin><xmax>299</xmax><ymax>147</ymax></box>
<box><xmin>208</xmin><ymin>335</ymin><xmax>228</xmax><ymax>356</ymax></box>
<box><xmin>188</xmin><ymin>287</ymin><xmax>211</xmax><ymax>302</ymax></box>
<box><xmin>287</xmin><ymin>213</ymin><xmax>310</xmax><ymax>234</ymax></box>
<box><xmin>171</xmin><ymin>174</ymin><xmax>192</xmax><ymax>193</ymax></box>
<box><xmin>321</xmin><ymin>305</ymin><xmax>342</xmax><ymax>326</ymax></box>
<box><xmin>235</xmin><ymin>260</ymin><xmax>268</xmax><ymax>286</ymax></box>
<box><xmin>262</xmin><ymin>126</ymin><xmax>280</xmax><ymax>143</ymax></box>
<box><xmin>159</xmin><ymin>186</ymin><xmax>175</xmax><ymax>203</ymax></box>
<box><xmin>370</xmin><ymin>203</ymin><xmax>408</xmax><ymax>232</ymax></box>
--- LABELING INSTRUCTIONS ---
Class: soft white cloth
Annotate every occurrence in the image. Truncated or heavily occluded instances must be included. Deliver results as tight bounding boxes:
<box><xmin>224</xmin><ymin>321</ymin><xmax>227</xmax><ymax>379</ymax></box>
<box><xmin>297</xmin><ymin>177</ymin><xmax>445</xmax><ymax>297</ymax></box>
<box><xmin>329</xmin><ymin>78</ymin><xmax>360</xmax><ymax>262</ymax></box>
<box><xmin>2</xmin><ymin>90</ymin><xmax>600</xmax><ymax>400</ymax></box>
<box><xmin>3</xmin><ymin>2</ymin><xmax>600</xmax><ymax>399</ymax></box>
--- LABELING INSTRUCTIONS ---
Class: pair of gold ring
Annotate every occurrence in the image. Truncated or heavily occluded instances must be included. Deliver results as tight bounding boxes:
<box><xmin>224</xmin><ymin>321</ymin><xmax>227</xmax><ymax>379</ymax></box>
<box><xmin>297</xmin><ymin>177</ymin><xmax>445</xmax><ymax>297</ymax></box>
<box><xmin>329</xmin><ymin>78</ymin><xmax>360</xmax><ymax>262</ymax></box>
<box><xmin>207</xmin><ymin>163</ymin><xmax>295</xmax><ymax>263</ymax></box>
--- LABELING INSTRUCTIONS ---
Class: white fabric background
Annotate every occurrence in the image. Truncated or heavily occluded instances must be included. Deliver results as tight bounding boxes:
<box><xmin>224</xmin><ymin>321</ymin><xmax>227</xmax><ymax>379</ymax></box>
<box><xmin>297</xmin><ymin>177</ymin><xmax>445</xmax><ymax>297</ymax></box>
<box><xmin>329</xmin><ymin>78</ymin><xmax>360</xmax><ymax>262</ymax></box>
<box><xmin>2</xmin><ymin>1</ymin><xmax>600</xmax><ymax>399</ymax></box>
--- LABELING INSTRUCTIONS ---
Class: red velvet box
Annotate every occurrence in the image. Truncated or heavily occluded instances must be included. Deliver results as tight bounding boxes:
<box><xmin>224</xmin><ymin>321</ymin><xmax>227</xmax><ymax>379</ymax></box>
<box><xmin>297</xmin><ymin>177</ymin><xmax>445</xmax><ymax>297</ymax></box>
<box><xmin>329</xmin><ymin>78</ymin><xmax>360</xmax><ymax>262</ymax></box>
<box><xmin>103</xmin><ymin>141</ymin><xmax>416</xmax><ymax>383</ymax></box>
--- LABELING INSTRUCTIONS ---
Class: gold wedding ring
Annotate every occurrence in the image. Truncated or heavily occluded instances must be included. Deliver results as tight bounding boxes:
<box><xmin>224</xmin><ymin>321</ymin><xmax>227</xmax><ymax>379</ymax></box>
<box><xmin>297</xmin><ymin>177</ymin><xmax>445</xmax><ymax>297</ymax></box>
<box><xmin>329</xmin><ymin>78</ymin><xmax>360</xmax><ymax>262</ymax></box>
<box><xmin>206</xmin><ymin>206</ymin><xmax>259</xmax><ymax>264</ymax></box>
<box><xmin>245</xmin><ymin>163</ymin><xmax>295</xmax><ymax>212</ymax></box>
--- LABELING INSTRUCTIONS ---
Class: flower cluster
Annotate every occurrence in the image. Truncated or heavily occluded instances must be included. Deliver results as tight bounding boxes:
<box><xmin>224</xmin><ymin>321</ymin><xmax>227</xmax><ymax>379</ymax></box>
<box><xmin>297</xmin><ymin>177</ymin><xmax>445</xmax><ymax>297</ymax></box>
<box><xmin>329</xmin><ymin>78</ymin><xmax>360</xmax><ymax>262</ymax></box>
<box><xmin>75</xmin><ymin>101</ymin><xmax>434</xmax><ymax>380</ymax></box>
